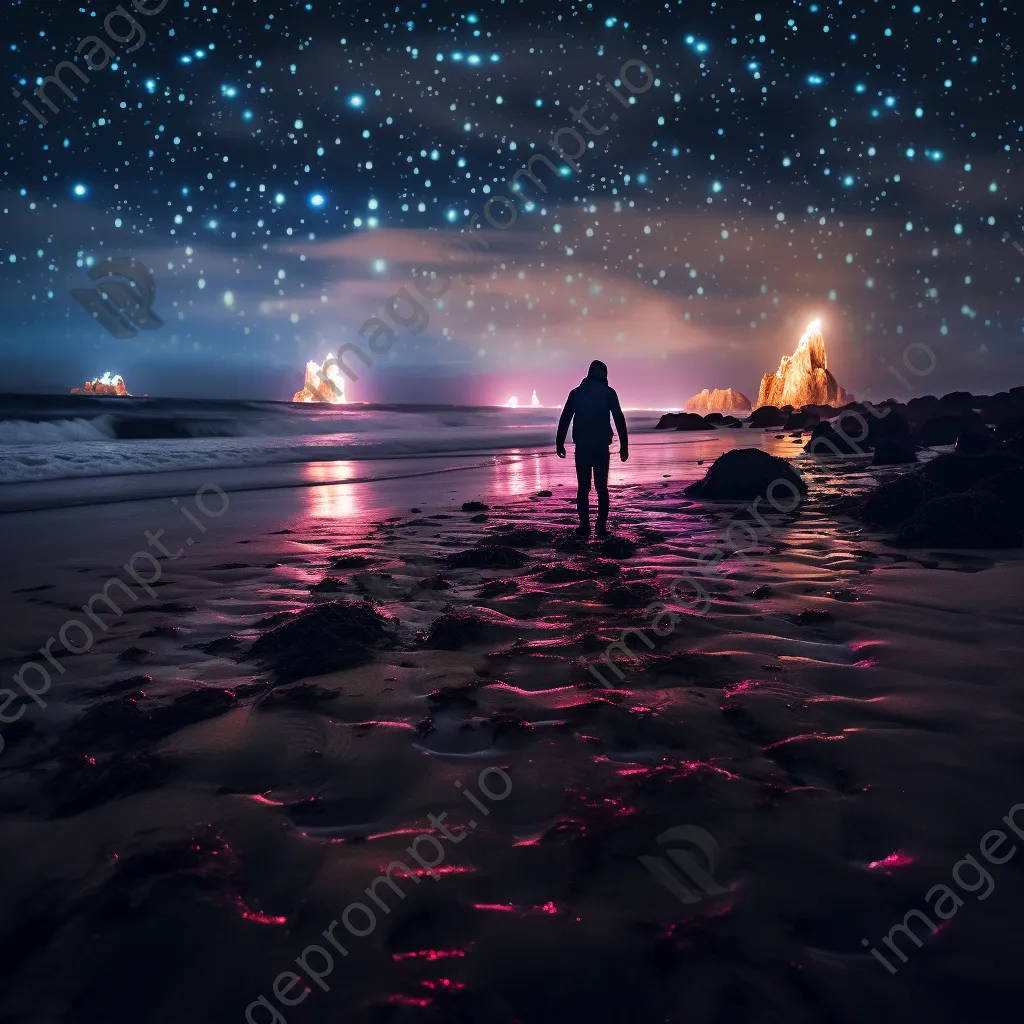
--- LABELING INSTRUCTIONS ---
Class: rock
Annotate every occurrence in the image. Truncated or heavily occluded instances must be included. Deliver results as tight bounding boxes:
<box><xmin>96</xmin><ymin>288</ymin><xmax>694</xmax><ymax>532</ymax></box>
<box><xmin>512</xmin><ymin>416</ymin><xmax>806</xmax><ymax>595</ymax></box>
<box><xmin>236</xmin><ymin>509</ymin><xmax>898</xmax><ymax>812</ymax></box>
<box><xmin>470</xmin><ymin>513</ymin><xmax>488</xmax><ymax>522</ymax></box>
<box><xmin>684</xmin><ymin>448</ymin><xmax>808</xmax><ymax>502</ymax></box>
<box><xmin>488</xmin><ymin>527</ymin><xmax>552</xmax><ymax>548</ymax></box>
<box><xmin>755</xmin><ymin>320</ymin><xmax>853</xmax><ymax>409</ymax></box>
<box><xmin>895</xmin><ymin>492</ymin><xmax>1022</xmax><ymax>549</ymax></box>
<box><xmin>721</xmin><ymin>416</ymin><xmax>744</xmax><ymax>428</ymax></box>
<box><xmin>749</xmin><ymin>584</ymin><xmax>774</xmax><ymax>599</ymax></box>
<box><xmin>598</xmin><ymin>536</ymin><xmax>637</xmax><ymax>559</ymax></box>
<box><xmin>537</xmin><ymin>489</ymin><xmax>553</xmax><ymax>497</ymax></box>
<box><xmin>955</xmin><ymin>429</ymin><xmax>995</xmax><ymax>455</ymax></box>
<box><xmin>461</xmin><ymin>501</ymin><xmax>489</xmax><ymax>512</ymax></box>
<box><xmin>310</xmin><ymin>576</ymin><xmax>345</xmax><ymax>593</ymax></box>
<box><xmin>804</xmin><ymin>422</ymin><xmax>866</xmax><ymax>455</ymax></box>
<box><xmin>446</xmin><ymin>545</ymin><xmax>530</xmax><ymax>569</ymax></box>
<box><xmin>920</xmin><ymin>452</ymin><xmax>1023</xmax><ymax>492</ymax></box>
<box><xmin>478</xmin><ymin>578</ymin><xmax>519</xmax><ymax>598</ymax></box>
<box><xmin>747</xmin><ymin>405</ymin><xmax>787</xmax><ymax>428</ymax></box>
<box><xmin>914</xmin><ymin>413</ymin><xmax>982</xmax><ymax>447</ymax></box>
<box><xmin>654</xmin><ymin>412</ymin><xmax>712</xmax><ymax>430</ymax></box>
<box><xmin>329</xmin><ymin>555</ymin><xmax>373</xmax><ymax>570</ymax></box>
<box><xmin>71</xmin><ymin>373</ymin><xmax>131</xmax><ymax>397</ymax></box>
<box><xmin>684</xmin><ymin>388</ymin><xmax>752</xmax><ymax>416</ymax></box>
<box><xmin>871</xmin><ymin>436</ymin><xmax>918</xmax><ymax>466</ymax></box>
<box><xmin>860</xmin><ymin>474</ymin><xmax>944</xmax><ymax>527</ymax></box>
<box><xmin>247</xmin><ymin>600</ymin><xmax>387</xmax><ymax>681</ymax></box>
<box><xmin>424</xmin><ymin>613</ymin><xmax>487</xmax><ymax>649</ymax></box>
<box><xmin>783</xmin><ymin>411</ymin><xmax>819</xmax><ymax>430</ymax></box>
<box><xmin>790</xmin><ymin>609</ymin><xmax>833</xmax><ymax>625</ymax></box>
<box><xmin>601</xmin><ymin>581</ymin><xmax>660</xmax><ymax>608</ymax></box>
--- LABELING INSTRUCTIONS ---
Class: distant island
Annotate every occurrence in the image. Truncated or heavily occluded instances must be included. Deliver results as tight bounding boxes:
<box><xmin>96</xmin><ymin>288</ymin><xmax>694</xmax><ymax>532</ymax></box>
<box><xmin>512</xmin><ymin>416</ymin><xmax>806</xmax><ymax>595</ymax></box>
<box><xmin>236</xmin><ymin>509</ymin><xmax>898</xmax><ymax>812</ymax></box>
<box><xmin>70</xmin><ymin>373</ymin><xmax>130</xmax><ymax>397</ymax></box>
<box><xmin>684</xmin><ymin>387</ymin><xmax>752</xmax><ymax>416</ymax></box>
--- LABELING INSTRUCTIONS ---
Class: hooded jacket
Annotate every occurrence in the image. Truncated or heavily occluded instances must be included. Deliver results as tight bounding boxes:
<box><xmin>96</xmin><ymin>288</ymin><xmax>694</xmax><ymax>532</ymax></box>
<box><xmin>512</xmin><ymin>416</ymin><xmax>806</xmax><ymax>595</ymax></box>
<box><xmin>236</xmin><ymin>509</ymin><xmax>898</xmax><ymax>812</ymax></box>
<box><xmin>556</xmin><ymin>373</ymin><xmax>628</xmax><ymax>451</ymax></box>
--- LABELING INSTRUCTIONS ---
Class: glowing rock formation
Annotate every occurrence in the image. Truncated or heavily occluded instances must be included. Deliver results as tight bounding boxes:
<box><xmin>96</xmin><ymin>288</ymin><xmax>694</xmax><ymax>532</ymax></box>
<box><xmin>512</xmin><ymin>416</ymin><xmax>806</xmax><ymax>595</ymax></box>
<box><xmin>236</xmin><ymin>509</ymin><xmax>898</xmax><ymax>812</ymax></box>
<box><xmin>293</xmin><ymin>354</ymin><xmax>346</xmax><ymax>404</ymax></box>
<box><xmin>506</xmin><ymin>396</ymin><xmax>519</xmax><ymax>407</ymax></box>
<box><xmin>531</xmin><ymin>390</ymin><xmax>541</xmax><ymax>407</ymax></box>
<box><xmin>755</xmin><ymin>319</ymin><xmax>854</xmax><ymax>409</ymax></box>
<box><xmin>684</xmin><ymin>388</ymin><xmax>752</xmax><ymax>416</ymax></box>
<box><xmin>71</xmin><ymin>372</ymin><xmax>130</xmax><ymax>396</ymax></box>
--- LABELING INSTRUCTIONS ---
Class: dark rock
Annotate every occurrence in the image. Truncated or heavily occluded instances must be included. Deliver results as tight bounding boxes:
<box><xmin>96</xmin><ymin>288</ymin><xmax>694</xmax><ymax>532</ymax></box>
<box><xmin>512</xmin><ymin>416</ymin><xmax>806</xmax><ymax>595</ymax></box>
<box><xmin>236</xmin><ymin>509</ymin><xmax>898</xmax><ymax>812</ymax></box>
<box><xmin>861</xmin><ymin>474</ymin><xmax>944</xmax><ymax>528</ymax></box>
<box><xmin>211</xmin><ymin>562</ymin><xmax>250</xmax><ymax>570</ymax></box>
<box><xmin>747</xmin><ymin>406</ymin><xmax>787</xmax><ymax>428</ymax></box>
<box><xmin>470</xmin><ymin>513</ymin><xmax>488</xmax><ymax>523</ymax></box>
<box><xmin>537</xmin><ymin>490</ymin><xmax>553</xmax><ymax>497</ymax></box>
<box><xmin>871</xmin><ymin>437</ymin><xmax>918</xmax><ymax>466</ymax></box>
<box><xmin>247</xmin><ymin>600</ymin><xmax>388</xmax><ymax>681</ymax></box>
<box><xmin>654</xmin><ymin>412</ymin><xmax>712</xmax><ymax>430</ymax></box>
<box><xmin>200</xmin><ymin>635</ymin><xmax>245</xmax><ymax>655</ymax></box>
<box><xmin>721</xmin><ymin>416</ymin><xmax>743</xmax><ymax>428</ymax></box>
<box><xmin>424</xmin><ymin>613</ymin><xmax>487</xmax><ymax>649</ymax></box>
<box><xmin>896</xmin><ymin>492</ymin><xmax>1022</xmax><ymax>549</ymax></box>
<box><xmin>310</xmin><ymin>576</ymin><xmax>345</xmax><ymax>593</ymax></box>
<box><xmin>537</xmin><ymin>564</ymin><xmax>590</xmax><ymax>583</ymax></box>
<box><xmin>461</xmin><ymin>501</ymin><xmax>489</xmax><ymax>512</ymax></box>
<box><xmin>684</xmin><ymin>448</ymin><xmax>807</xmax><ymax>502</ymax></box>
<box><xmin>749</xmin><ymin>584</ymin><xmax>774</xmax><ymax>599</ymax></box>
<box><xmin>915</xmin><ymin>413</ymin><xmax>982</xmax><ymax>447</ymax></box>
<box><xmin>804</xmin><ymin>421</ymin><xmax>865</xmax><ymax>455</ymax></box>
<box><xmin>598</xmin><ymin>536</ymin><xmax>637</xmax><ymax>559</ymax></box>
<box><xmin>955</xmin><ymin>429</ymin><xmax>995</xmax><ymax>455</ymax></box>
<box><xmin>43</xmin><ymin>753</ymin><xmax>172</xmax><ymax>818</ymax></box>
<box><xmin>118</xmin><ymin>646</ymin><xmax>151</xmax><ymax>663</ymax></box>
<box><xmin>410</xmin><ymin>508</ymin><xmax>422</xmax><ymax>513</ymax></box>
<box><xmin>329</xmin><ymin>554</ymin><xmax>374</xmax><ymax>570</ymax></box>
<box><xmin>790</xmin><ymin>609</ymin><xmax>833</xmax><ymax>625</ymax></box>
<box><xmin>920</xmin><ymin>452</ymin><xmax>1023</xmax><ymax>493</ymax></box>
<box><xmin>487</xmin><ymin>528</ymin><xmax>551</xmax><ymax>548</ymax></box>
<box><xmin>478</xmin><ymin>579</ymin><xmax>519</xmax><ymax>598</ymax></box>
<box><xmin>601</xmin><ymin>581</ymin><xmax>660</xmax><ymax>608</ymax></box>
<box><xmin>420</xmin><ymin>573</ymin><xmax>452</xmax><ymax>591</ymax></box>
<box><xmin>783</xmin><ymin>411</ymin><xmax>819</xmax><ymax>430</ymax></box>
<box><xmin>446</xmin><ymin>545</ymin><xmax>530</xmax><ymax>570</ymax></box>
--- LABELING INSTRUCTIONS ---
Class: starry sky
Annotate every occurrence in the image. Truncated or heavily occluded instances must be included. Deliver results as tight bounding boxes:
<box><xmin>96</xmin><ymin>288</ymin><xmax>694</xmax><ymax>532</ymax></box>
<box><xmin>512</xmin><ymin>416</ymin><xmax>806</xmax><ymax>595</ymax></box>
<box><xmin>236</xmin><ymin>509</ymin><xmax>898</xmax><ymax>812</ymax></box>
<box><xmin>1</xmin><ymin>0</ymin><xmax>1021</xmax><ymax>407</ymax></box>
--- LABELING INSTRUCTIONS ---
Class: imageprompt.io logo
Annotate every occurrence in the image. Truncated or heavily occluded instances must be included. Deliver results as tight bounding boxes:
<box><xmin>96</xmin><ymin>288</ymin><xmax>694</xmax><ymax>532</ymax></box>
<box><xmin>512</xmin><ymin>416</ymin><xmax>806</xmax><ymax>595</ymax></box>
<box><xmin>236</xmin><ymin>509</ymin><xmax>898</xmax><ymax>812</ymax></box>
<box><xmin>639</xmin><ymin>825</ymin><xmax>727</xmax><ymax>904</ymax></box>
<box><xmin>71</xmin><ymin>257</ymin><xmax>163</xmax><ymax>339</ymax></box>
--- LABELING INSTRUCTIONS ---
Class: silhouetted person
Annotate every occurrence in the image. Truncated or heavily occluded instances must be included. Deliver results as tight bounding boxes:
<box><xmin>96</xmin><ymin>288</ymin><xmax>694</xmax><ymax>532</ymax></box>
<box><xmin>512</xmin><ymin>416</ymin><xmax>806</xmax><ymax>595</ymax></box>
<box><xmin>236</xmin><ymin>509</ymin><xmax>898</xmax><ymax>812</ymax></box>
<box><xmin>556</xmin><ymin>360</ymin><xmax>629</xmax><ymax>536</ymax></box>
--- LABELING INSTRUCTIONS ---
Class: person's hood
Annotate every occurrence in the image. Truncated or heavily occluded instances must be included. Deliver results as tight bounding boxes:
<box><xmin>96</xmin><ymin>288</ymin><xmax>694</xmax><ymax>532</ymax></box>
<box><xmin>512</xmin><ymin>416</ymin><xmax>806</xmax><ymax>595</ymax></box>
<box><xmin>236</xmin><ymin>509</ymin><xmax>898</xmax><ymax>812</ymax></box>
<box><xmin>579</xmin><ymin>374</ymin><xmax>608</xmax><ymax>387</ymax></box>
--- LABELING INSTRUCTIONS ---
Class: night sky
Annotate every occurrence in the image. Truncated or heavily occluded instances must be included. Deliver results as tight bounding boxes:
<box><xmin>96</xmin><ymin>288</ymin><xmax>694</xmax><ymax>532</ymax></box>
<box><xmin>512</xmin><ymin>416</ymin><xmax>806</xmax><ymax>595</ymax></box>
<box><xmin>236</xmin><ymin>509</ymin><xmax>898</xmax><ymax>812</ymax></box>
<box><xmin>1</xmin><ymin>0</ymin><xmax>1021</xmax><ymax>406</ymax></box>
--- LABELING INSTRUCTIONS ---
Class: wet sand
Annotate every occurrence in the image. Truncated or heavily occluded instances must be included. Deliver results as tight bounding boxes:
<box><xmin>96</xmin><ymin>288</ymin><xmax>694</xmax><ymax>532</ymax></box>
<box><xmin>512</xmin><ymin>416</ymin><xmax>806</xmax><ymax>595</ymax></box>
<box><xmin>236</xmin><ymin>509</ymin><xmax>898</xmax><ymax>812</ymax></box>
<box><xmin>0</xmin><ymin>431</ymin><xmax>1022</xmax><ymax>1024</ymax></box>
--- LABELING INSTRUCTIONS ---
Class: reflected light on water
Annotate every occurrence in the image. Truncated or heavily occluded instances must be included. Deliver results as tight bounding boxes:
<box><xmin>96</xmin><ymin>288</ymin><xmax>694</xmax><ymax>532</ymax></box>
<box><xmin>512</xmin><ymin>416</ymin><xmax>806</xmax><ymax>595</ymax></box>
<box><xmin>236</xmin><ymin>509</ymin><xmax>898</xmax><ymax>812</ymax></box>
<box><xmin>493</xmin><ymin>451</ymin><xmax>546</xmax><ymax>498</ymax></box>
<box><xmin>303</xmin><ymin>461</ymin><xmax>361</xmax><ymax>519</ymax></box>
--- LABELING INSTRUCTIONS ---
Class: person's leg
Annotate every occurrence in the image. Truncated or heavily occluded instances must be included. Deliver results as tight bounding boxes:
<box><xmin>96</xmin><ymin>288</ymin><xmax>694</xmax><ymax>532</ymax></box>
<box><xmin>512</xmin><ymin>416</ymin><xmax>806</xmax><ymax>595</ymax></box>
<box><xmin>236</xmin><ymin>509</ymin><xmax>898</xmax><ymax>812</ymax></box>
<box><xmin>574</xmin><ymin>449</ymin><xmax>593</xmax><ymax>533</ymax></box>
<box><xmin>593</xmin><ymin>446</ymin><xmax>611</xmax><ymax>534</ymax></box>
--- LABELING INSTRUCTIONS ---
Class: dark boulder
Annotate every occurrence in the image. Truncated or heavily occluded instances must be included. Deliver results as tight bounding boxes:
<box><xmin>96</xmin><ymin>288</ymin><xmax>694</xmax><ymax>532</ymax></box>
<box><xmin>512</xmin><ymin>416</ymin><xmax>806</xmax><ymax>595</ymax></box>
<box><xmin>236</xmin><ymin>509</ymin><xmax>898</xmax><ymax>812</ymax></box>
<box><xmin>684</xmin><ymin>448</ymin><xmax>807</xmax><ymax>502</ymax></box>
<box><xmin>721</xmin><ymin>416</ymin><xmax>743</xmax><ymax>428</ymax></box>
<box><xmin>955</xmin><ymin>430</ymin><xmax>995</xmax><ymax>456</ymax></box>
<box><xmin>804</xmin><ymin>422</ymin><xmax>866</xmax><ymax>455</ymax></box>
<box><xmin>747</xmin><ymin>406</ymin><xmax>787</xmax><ymax>428</ymax></box>
<box><xmin>247</xmin><ymin>600</ymin><xmax>388</xmax><ymax>681</ymax></box>
<box><xmin>424</xmin><ymin>612</ymin><xmax>487</xmax><ymax>649</ymax></box>
<box><xmin>446</xmin><ymin>544</ymin><xmax>530</xmax><ymax>569</ymax></box>
<box><xmin>783</xmin><ymin>411</ymin><xmax>820</xmax><ymax>430</ymax></box>
<box><xmin>655</xmin><ymin>412</ymin><xmax>710</xmax><ymax>430</ymax></box>
<box><xmin>860</xmin><ymin>474</ymin><xmax>944</xmax><ymax>528</ymax></box>
<box><xmin>895</xmin><ymin>492</ymin><xmax>1022</xmax><ymax>549</ymax></box>
<box><xmin>915</xmin><ymin>413</ymin><xmax>983</xmax><ymax>447</ymax></box>
<box><xmin>461</xmin><ymin>501</ymin><xmax>489</xmax><ymax>512</ymax></box>
<box><xmin>920</xmin><ymin>452</ymin><xmax>1023</xmax><ymax>493</ymax></box>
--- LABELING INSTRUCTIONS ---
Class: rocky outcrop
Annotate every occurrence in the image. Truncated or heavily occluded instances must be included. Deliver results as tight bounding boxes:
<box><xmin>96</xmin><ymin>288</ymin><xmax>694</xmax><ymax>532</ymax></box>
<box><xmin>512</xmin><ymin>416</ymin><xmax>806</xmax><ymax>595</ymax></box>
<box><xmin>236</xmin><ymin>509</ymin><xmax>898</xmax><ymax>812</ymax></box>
<box><xmin>684</xmin><ymin>448</ymin><xmax>808</xmax><ymax>502</ymax></box>
<box><xmin>71</xmin><ymin>373</ymin><xmax>130</xmax><ymax>397</ymax></box>
<box><xmin>655</xmin><ymin>412</ymin><xmax>713</xmax><ymax>430</ymax></box>
<box><xmin>756</xmin><ymin>320</ymin><xmax>854</xmax><ymax>409</ymax></box>
<box><xmin>293</xmin><ymin>355</ymin><xmax>345</xmax><ymax>404</ymax></box>
<box><xmin>684</xmin><ymin>388</ymin><xmax>752</xmax><ymax>416</ymax></box>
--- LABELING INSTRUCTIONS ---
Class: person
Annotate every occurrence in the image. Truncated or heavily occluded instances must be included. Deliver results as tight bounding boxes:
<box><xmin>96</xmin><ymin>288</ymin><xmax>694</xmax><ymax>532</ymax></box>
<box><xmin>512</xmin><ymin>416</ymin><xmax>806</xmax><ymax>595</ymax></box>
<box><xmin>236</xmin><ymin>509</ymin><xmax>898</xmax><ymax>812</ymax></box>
<box><xmin>555</xmin><ymin>360</ymin><xmax>629</xmax><ymax>537</ymax></box>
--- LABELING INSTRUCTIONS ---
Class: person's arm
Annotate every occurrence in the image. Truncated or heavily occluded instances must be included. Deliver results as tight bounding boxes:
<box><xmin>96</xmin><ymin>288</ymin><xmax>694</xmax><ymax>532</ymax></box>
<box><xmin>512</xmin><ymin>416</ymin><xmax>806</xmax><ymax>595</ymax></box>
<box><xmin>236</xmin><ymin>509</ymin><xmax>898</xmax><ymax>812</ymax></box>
<box><xmin>610</xmin><ymin>389</ymin><xmax>629</xmax><ymax>461</ymax></box>
<box><xmin>555</xmin><ymin>392</ymin><xmax>574</xmax><ymax>457</ymax></box>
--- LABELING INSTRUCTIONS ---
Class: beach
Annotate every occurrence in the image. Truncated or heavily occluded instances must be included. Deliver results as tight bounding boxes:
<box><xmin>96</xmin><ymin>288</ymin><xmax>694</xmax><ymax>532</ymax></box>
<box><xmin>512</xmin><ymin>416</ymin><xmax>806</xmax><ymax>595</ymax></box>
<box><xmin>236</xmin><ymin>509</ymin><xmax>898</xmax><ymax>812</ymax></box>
<box><xmin>0</xmin><ymin>417</ymin><xmax>1022</xmax><ymax>1023</ymax></box>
